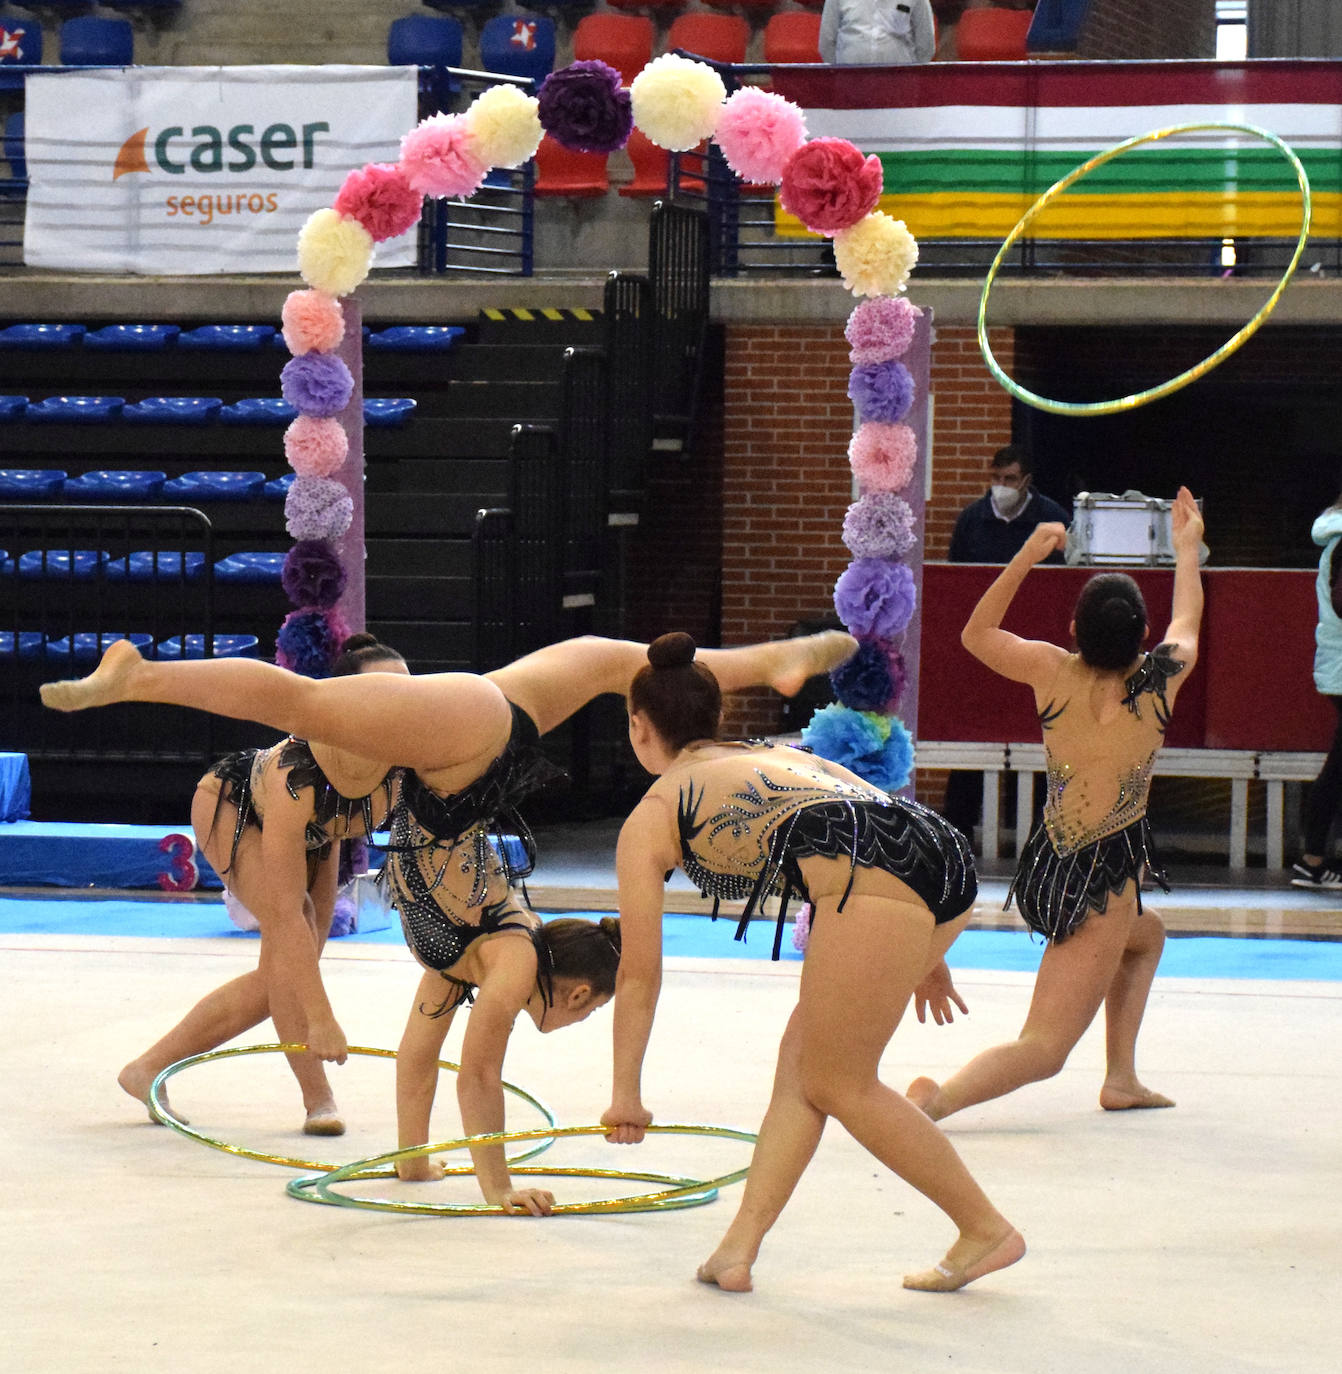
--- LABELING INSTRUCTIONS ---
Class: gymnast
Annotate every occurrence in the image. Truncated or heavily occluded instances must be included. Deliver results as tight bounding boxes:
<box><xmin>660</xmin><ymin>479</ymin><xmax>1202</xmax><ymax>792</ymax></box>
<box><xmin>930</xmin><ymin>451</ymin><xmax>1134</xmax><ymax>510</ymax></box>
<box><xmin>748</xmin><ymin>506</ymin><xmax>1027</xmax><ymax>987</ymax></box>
<box><xmin>117</xmin><ymin>632</ymin><xmax>405</xmax><ymax>1136</ymax></box>
<box><xmin>600</xmin><ymin>633</ymin><xmax>1024</xmax><ymax>1293</ymax></box>
<box><xmin>44</xmin><ymin>627</ymin><xmax>856</xmax><ymax>1213</ymax></box>
<box><xmin>907</xmin><ymin>485</ymin><xmax>1204</xmax><ymax>1124</ymax></box>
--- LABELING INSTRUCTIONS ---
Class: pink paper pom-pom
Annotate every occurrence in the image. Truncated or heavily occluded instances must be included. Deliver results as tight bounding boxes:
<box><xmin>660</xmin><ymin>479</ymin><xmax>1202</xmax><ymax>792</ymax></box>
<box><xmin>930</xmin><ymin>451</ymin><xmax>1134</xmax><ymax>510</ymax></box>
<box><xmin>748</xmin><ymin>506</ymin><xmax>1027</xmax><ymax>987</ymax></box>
<box><xmin>284</xmin><ymin>415</ymin><xmax>349</xmax><ymax>479</ymax></box>
<box><xmin>791</xmin><ymin>902</ymin><xmax>812</xmax><ymax>953</ymax></box>
<box><xmin>400</xmin><ymin>114</ymin><xmax>488</xmax><ymax>200</ymax></box>
<box><xmin>849</xmin><ymin>422</ymin><xmax>918</xmax><ymax>492</ymax></box>
<box><xmin>281</xmin><ymin>289</ymin><xmax>345</xmax><ymax>356</ymax></box>
<box><xmin>845</xmin><ymin>296</ymin><xmax>921</xmax><ymax>365</ymax></box>
<box><xmin>715</xmin><ymin>87</ymin><xmax>807</xmax><ymax>186</ymax></box>
<box><xmin>779</xmin><ymin>138</ymin><xmax>883</xmax><ymax>237</ymax></box>
<box><xmin>333</xmin><ymin>162</ymin><xmax>423</xmax><ymax>243</ymax></box>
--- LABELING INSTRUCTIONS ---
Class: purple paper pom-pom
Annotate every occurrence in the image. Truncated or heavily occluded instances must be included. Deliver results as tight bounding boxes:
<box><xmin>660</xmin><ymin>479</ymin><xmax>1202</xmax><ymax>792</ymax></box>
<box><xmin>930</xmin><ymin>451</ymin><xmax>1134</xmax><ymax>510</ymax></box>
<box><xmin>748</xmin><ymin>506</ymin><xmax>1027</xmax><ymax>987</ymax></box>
<box><xmin>281</xmin><ymin>539</ymin><xmax>348</xmax><ymax>610</ymax></box>
<box><xmin>285</xmin><ymin>476</ymin><xmax>353</xmax><ymax>542</ymax></box>
<box><xmin>834</xmin><ymin>558</ymin><xmax>917</xmax><ymax>640</ymax></box>
<box><xmin>830</xmin><ymin>638</ymin><xmax>896</xmax><ymax>712</ymax></box>
<box><xmin>842</xmin><ymin>491</ymin><xmax>917</xmax><ymax>560</ymax></box>
<box><xmin>275</xmin><ymin>609</ymin><xmax>339</xmax><ymax>678</ymax></box>
<box><xmin>328</xmin><ymin>891</ymin><xmax>357</xmax><ymax>939</ymax></box>
<box><xmin>848</xmin><ymin>359</ymin><xmax>915</xmax><ymax>425</ymax></box>
<box><xmin>537</xmin><ymin>60</ymin><xmax>633</xmax><ymax>155</ymax></box>
<box><xmin>280</xmin><ymin>352</ymin><xmax>354</xmax><ymax>418</ymax></box>
<box><xmin>886</xmin><ymin>648</ymin><xmax>908</xmax><ymax>711</ymax></box>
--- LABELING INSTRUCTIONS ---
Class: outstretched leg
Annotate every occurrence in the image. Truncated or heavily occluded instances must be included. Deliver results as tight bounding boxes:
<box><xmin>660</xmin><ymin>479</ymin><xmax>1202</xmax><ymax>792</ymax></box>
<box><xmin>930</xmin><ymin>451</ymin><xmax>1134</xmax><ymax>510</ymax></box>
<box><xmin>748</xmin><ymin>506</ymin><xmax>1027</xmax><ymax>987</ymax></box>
<box><xmin>907</xmin><ymin>885</ymin><xmax>1140</xmax><ymax>1123</ymax></box>
<box><xmin>1100</xmin><ymin>905</ymin><xmax>1173</xmax><ymax>1111</ymax></box>
<box><xmin>486</xmin><ymin>632</ymin><xmax>857</xmax><ymax>739</ymax></box>
<box><xmin>42</xmin><ymin>639</ymin><xmax>511</xmax><ymax>775</ymax></box>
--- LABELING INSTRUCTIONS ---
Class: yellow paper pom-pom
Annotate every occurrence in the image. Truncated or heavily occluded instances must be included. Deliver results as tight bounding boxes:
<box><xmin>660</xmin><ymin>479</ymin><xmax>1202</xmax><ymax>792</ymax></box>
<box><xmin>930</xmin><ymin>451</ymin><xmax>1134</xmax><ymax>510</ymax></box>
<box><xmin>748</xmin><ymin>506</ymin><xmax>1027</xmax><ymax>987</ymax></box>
<box><xmin>630</xmin><ymin>53</ymin><xmax>726</xmax><ymax>152</ymax></box>
<box><xmin>833</xmin><ymin>213</ymin><xmax>919</xmax><ymax>299</ymax></box>
<box><xmin>465</xmin><ymin>84</ymin><xmax>543</xmax><ymax>169</ymax></box>
<box><xmin>296</xmin><ymin>208</ymin><xmax>375</xmax><ymax>298</ymax></box>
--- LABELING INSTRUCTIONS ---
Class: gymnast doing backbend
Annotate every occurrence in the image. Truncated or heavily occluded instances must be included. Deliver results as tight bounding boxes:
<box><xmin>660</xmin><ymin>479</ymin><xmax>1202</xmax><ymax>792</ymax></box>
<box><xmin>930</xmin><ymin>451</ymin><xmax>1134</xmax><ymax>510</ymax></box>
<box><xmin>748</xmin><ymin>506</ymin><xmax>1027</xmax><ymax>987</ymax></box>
<box><xmin>44</xmin><ymin>628</ymin><xmax>856</xmax><ymax>1213</ymax></box>
<box><xmin>907</xmin><ymin>486</ymin><xmax>1204</xmax><ymax>1124</ymax></box>
<box><xmin>601</xmin><ymin>633</ymin><xmax>1025</xmax><ymax>1294</ymax></box>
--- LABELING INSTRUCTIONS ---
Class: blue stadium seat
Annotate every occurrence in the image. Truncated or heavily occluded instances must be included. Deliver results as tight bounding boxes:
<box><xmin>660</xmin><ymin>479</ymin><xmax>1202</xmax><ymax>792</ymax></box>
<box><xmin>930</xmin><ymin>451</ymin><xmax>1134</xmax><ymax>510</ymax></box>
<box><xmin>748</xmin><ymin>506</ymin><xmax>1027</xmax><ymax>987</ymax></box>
<box><xmin>0</xmin><ymin>631</ymin><xmax>45</xmax><ymax>659</ymax></box>
<box><xmin>104</xmin><ymin>551</ymin><xmax>206</xmax><ymax>581</ymax></box>
<box><xmin>60</xmin><ymin>16</ymin><xmax>134</xmax><ymax>67</ymax></box>
<box><xmin>387</xmin><ymin>14</ymin><xmax>463</xmax><ymax>68</ymax></box>
<box><xmin>0</xmin><ymin>548</ymin><xmax>11</xmax><ymax>575</ymax></box>
<box><xmin>364</xmin><ymin>397</ymin><xmax>417</xmax><ymax>426</ymax></box>
<box><xmin>479</xmin><ymin>15</ymin><xmax>556</xmax><ymax>84</ymax></box>
<box><xmin>155</xmin><ymin>633</ymin><xmax>260</xmax><ymax>660</ymax></box>
<box><xmin>0</xmin><ymin>16</ymin><xmax>40</xmax><ymax>91</ymax></box>
<box><xmin>65</xmin><ymin>470</ymin><xmax>165</xmax><ymax>499</ymax></box>
<box><xmin>214</xmin><ymin>551</ymin><xmax>285</xmax><ymax>584</ymax></box>
<box><xmin>45</xmin><ymin>631</ymin><xmax>154</xmax><ymax>660</ymax></box>
<box><xmin>0</xmin><ymin>396</ymin><xmax>29</xmax><ymax>420</ymax></box>
<box><xmin>123</xmin><ymin>396</ymin><xmax>222</xmax><ymax>424</ymax></box>
<box><xmin>18</xmin><ymin>550</ymin><xmax>108</xmax><ymax>579</ymax></box>
<box><xmin>367</xmin><ymin>325</ymin><xmax>465</xmax><ymax>352</ymax></box>
<box><xmin>161</xmin><ymin>471</ymin><xmax>266</xmax><ymax>501</ymax></box>
<box><xmin>84</xmin><ymin>324</ymin><xmax>180</xmax><ymax>351</ymax></box>
<box><xmin>0</xmin><ymin>323</ymin><xmax>84</xmax><ymax>350</ymax></box>
<box><xmin>27</xmin><ymin>396</ymin><xmax>125</xmax><ymax>421</ymax></box>
<box><xmin>3</xmin><ymin>111</ymin><xmax>23</xmax><ymax>182</ymax></box>
<box><xmin>263</xmin><ymin>473</ymin><xmax>295</xmax><ymax>500</ymax></box>
<box><xmin>178</xmin><ymin>324</ymin><xmax>275</xmax><ymax>350</ymax></box>
<box><xmin>0</xmin><ymin>468</ymin><xmax>65</xmax><ymax>496</ymax></box>
<box><xmin>220</xmin><ymin>397</ymin><xmax>297</xmax><ymax>425</ymax></box>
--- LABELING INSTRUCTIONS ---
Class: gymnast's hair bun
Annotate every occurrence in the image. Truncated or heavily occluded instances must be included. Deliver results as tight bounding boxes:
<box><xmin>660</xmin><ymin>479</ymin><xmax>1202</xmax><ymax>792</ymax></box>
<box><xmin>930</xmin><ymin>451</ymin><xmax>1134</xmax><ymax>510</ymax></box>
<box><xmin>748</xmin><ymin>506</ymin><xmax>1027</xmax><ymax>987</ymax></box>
<box><xmin>340</xmin><ymin>631</ymin><xmax>382</xmax><ymax>653</ymax></box>
<box><xmin>647</xmin><ymin>632</ymin><xmax>697</xmax><ymax>670</ymax></box>
<box><xmin>598</xmin><ymin>915</ymin><xmax>622</xmax><ymax>954</ymax></box>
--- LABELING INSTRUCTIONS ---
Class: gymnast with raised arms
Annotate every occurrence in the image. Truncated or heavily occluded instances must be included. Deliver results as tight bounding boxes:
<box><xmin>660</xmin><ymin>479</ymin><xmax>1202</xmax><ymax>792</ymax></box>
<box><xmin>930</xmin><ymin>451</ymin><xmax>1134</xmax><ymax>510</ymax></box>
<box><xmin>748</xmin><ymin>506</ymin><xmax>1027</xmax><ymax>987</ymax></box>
<box><xmin>601</xmin><ymin>632</ymin><xmax>1025</xmax><ymax>1294</ymax></box>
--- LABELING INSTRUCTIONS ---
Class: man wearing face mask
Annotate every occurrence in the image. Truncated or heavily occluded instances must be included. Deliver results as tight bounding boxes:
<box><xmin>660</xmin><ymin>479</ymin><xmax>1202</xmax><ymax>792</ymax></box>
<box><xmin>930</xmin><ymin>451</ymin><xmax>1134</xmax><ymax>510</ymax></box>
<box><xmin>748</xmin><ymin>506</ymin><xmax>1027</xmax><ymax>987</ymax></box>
<box><xmin>943</xmin><ymin>445</ymin><xmax>1069</xmax><ymax>846</ymax></box>
<box><xmin>948</xmin><ymin>445</ymin><xmax>1070</xmax><ymax>564</ymax></box>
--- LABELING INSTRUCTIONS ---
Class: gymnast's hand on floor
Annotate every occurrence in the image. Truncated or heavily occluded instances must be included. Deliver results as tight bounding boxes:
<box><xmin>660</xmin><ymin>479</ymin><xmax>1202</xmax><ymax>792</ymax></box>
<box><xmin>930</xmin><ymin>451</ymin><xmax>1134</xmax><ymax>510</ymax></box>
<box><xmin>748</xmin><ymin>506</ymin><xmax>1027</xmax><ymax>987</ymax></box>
<box><xmin>495</xmin><ymin>1186</ymin><xmax>555</xmax><ymax>1217</ymax></box>
<box><xmin>913</xmin><ymin>960</ymin><xmax>968</xmax><ymax>1026</ymax></box>
<box><xmin>601</xmin><ymin>1101</ymin><xmax>653</xmax><ymax>1145</ymax></box>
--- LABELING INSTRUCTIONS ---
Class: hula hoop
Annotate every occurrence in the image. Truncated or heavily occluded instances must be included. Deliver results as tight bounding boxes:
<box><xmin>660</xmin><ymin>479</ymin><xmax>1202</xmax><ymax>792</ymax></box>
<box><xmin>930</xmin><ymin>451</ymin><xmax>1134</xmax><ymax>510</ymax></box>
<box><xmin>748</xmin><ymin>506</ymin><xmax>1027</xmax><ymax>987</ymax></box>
<box><xmin>286</xmin><ymin>1123</ymin><xmax>759</xmax><ymax>1217</ymax></box>
<box><xmin>148</xmin><ymin>1043</ymin><xmax>556</xmax><ymax>1174</ymax></box>
<box><xmin>977</xmin><ymin>121</ymin><xmax>1313</xmax><ymax>416</ymax></box>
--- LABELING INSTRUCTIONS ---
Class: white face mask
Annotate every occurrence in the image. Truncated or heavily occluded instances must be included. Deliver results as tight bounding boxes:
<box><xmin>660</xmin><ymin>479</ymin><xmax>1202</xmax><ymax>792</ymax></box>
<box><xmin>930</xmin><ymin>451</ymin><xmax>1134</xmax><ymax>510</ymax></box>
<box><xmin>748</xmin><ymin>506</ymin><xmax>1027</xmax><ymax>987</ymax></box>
<box><xmin>991</xmin><ymin>483</ymin><xmax>1021</xmax><ymax>509</ymax></box>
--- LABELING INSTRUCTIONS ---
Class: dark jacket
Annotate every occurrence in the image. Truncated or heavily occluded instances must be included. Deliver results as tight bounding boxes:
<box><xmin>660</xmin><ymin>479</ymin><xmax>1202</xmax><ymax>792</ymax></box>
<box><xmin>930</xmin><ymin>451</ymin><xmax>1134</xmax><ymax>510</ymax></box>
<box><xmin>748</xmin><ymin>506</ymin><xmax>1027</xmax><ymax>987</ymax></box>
<box><xmin>948</xmin><ymin>488</ymin><xmax>1071</xmax><ymax>564</ymax></box>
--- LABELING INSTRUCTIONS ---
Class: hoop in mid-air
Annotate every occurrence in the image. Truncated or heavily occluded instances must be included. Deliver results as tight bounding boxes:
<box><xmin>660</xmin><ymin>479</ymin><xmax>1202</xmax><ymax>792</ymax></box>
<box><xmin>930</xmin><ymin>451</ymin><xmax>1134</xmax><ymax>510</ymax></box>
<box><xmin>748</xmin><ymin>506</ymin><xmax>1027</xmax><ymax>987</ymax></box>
<box><xmin>977</xmin><ymin>122</ymin><xmax>1313</xmax><ymax>416</ymax></box>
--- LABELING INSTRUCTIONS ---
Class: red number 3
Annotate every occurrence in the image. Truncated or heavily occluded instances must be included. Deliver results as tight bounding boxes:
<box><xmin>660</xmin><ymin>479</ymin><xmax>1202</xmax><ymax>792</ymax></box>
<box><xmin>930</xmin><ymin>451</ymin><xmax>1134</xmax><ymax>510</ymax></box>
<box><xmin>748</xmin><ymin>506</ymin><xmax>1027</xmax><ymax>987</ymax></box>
<box><xmin>157</xmin><ymin>833</ymin><xmax>199</xmax><ymax>892</ymax></box>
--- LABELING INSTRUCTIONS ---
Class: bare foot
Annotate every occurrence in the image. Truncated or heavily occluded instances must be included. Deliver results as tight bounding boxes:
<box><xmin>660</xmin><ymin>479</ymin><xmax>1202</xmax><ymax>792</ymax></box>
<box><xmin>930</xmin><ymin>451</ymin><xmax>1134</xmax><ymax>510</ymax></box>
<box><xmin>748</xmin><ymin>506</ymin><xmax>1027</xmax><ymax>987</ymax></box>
<box><xmin>41</xmin><ymin>637</ymin><xmax>145</xmax><ymax>712</ymax></box>
<box><xmin>902</xmin><ymin>1227</ymin><xmax>1026</xmax><ymax>1293</ymax></box>
<box><xmin>773</xmin><ymin>631</ymin><xmax>859</xmax><ymax>699</ymax></box>
<box><xmin>303</xmin><ymin>1102</ymin><xmax>346</xmax><ymax>1137</ymax></box>
<box><xmin>696</xmin><ymin>1251</ymin><xmax>754</xmax><ymax>1293</ymax></box>
<box><xmin>118</xmin><ymin>1060</ymin><xmax>186</xmax><ymax>1125</ymax></box>
<box><xmin>906</xmin><ymin>1076</ymin><xmax>946</xmax><ymax>1120</ymax></box>
<box><xmin>1100</xmin><ymin>1080</ymin><xmax>1175</xmax><ymax>1111</ymax></box>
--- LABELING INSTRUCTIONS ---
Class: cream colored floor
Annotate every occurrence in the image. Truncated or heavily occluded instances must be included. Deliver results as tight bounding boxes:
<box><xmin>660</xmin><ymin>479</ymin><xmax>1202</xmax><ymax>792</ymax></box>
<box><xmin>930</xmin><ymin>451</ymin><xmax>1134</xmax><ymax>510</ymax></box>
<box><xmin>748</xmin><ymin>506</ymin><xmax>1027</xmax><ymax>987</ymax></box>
<box><xmin>5</xmin><ymin>918</ymin><xmax>1341</xmax><ymax>1374</ymax></box>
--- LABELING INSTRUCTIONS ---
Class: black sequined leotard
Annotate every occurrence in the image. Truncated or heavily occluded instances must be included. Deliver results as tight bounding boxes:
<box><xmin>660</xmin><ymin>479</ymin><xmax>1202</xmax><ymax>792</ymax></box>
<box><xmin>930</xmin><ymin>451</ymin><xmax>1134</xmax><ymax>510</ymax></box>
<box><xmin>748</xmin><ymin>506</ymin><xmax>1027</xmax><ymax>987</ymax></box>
<box><xmin>673</xmin><ymin>742</ymin><xmax>977</xmax><ymax>959</ymax></box>
<box><xmin>1007</xmin><ymin>644</ymin><xmax>1185</xmax><ymax>942</ymax></box>
<box><xmin>207</xmin><ymin>738</ymin><xmax>398</xmax><ymax>882</ymax></box>
<box><xmin>381</xmin><ymin>703</ymin><xmax>563</xmax><ymax>1003</ymax></box>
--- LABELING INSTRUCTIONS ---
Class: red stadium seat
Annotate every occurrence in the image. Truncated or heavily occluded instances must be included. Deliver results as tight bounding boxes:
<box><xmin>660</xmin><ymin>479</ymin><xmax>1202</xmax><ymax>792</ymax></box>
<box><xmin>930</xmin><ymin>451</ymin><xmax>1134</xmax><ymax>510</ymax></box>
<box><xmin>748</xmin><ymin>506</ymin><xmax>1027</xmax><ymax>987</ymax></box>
<box><xmin>619</xmin><ymin>128</ymin><xmax>670</xmax><ymax>198</ymax></box>
<box><xmin>763</xmin><ymin>12</ymin><xmax>822</xmax><ymax>64</ymax></box>
<box><xmin>532</xmin><ymin>135</ymin><xmax>610</xmax><ymax>198</ymax></box>
<box><xmin>573</xmin><ymin>13</ymin><xmax>654</xmax><ymax>86</ymax></box>
<box><xmin>955</xmin><ymin>7</ymin><xmax>1033</xmax><ymax>61</ymax></box>
<box><xmin>666</xmin><ymin>13</ymin><xmax>750</xmax><ymax>65</ymax></box>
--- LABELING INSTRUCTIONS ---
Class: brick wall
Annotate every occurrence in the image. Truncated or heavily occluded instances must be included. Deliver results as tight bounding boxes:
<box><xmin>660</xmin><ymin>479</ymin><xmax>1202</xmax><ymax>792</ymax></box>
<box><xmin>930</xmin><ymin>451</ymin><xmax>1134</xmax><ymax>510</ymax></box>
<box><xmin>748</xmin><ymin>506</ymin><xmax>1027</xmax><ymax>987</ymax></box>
<box><xmin>1077</xmin><ymin>0</ymin><xmax>1216</xmax><ymax>60</ymax></box>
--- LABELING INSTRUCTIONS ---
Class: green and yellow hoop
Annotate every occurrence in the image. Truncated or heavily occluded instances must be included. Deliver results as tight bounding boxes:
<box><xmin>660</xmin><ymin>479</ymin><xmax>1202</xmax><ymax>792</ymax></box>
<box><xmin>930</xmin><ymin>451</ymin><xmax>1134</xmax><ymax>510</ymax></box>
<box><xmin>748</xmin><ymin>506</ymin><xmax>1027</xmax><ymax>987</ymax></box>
<box><xmin>148</xmin><ymin>1043</ymin><xmax>557</xmax><ymax>1174</ymax></box>
<box><xmin>286</xmin><ymin>1123</ymin><xmax>758</xmax><ymax>1217</ymax></box>
<box><xmin>977</xmin><ymin>121</ymin><xmax>1313</xmax><ymax>416</ymax></box>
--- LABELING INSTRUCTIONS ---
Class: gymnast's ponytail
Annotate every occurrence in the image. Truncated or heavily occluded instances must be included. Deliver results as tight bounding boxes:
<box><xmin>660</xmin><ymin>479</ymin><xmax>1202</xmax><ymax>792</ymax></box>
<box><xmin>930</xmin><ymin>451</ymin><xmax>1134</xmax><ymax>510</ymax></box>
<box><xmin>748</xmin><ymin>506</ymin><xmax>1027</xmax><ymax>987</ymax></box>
<box><xmin>628</xmin><ymin>633</ymin><xmax>722</xmax><ymax>752</ymax></box>
<box><xmin>331</xmin><ymin>632</ymin><xmax>406</xmax><ymax>677</ymax></box>
<box><xmin>1073</xmin><ymin>574</ymin><xmax>1147</xmax><ymax>671</ymax></box>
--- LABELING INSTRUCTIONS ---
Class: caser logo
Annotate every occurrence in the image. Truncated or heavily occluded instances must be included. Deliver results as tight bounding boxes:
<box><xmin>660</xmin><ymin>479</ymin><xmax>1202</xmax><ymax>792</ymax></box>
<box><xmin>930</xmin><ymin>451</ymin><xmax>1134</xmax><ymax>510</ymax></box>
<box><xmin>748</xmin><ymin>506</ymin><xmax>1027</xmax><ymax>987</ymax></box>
<box><xmin>112</xmin><ymin>121</ymin><xmax>331</xmax><ymax>179</ymax></box>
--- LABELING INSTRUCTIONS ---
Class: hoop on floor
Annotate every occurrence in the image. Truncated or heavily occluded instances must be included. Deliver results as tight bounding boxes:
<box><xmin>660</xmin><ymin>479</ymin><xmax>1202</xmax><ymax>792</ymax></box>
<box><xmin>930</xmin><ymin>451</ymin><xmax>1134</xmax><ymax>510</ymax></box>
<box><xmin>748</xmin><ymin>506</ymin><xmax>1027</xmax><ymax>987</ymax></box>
<box><xmin>148</xmin><ymin>1043</ymin><xmax>557</xmax><ymax>1174</ymax></box>
<box><xmin>286</xmin><ymin>1123</ymin><xmax>759</xmax><ymax>1217</ymax></box>
<box><xmin>977</xmin><ymin>121</ymin><xmax>1313</xmax><ymax>416</ymax></box>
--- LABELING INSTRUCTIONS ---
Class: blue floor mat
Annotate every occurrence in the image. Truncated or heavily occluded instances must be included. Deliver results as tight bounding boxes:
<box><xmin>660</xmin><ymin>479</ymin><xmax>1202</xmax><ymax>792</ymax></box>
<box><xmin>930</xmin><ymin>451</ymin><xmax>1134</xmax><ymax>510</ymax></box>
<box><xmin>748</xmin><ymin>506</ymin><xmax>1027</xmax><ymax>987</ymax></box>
<box><xmin>3</xmin><ymin>897</ymin><xmax>1341</xmax><ymax>981</ymax></box>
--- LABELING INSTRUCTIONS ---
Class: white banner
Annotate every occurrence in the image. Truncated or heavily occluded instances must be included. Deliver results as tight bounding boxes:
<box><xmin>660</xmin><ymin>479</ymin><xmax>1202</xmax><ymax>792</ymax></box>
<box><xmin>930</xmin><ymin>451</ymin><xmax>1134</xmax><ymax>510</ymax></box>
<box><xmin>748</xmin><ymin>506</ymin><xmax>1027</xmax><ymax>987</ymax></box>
<box><xmin>23</xmin><ymin>65</ymin><xmax>419</xmax><ymax>274</ymax></box>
